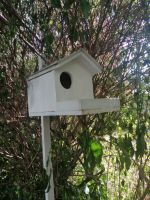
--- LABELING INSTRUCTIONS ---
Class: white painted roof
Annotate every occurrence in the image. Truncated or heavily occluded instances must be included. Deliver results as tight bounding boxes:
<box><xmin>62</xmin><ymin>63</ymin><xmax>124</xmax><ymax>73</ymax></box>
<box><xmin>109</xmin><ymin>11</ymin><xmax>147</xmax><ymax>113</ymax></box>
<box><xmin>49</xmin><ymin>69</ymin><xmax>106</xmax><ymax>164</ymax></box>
<box><xmin>28</xmin><ymin>49</ymin><xmax>101</xmax><ymax>81</ymax></box>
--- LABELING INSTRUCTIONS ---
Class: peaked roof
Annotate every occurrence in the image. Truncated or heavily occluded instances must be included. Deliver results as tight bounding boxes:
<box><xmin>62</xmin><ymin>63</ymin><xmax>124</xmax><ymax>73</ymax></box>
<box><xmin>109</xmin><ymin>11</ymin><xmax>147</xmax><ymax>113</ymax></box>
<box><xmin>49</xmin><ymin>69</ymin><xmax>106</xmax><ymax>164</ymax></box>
<box><xmin>28</xmin><ymin>49</ymin><xmax>101</xmax><ymax>81</ymax></box>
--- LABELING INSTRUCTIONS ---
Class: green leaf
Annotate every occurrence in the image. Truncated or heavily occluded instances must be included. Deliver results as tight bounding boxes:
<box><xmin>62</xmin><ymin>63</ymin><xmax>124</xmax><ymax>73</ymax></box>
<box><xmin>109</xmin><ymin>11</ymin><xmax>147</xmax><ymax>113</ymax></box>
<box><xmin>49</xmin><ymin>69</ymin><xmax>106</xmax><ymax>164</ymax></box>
<box><xmin>35</xmin><ymin>168</ymin><xmax>49</xmax><ymax>191</ymax></box>
<box><xmin>44</xmin><ymin>32</ymin><xmax>54</xmax><ymax>54</ymax></box>
<box><xmin>64</xmin><ymin>0</ymin><xmax>74</xmax><ymax>9</ymax></box>
<box><xmin>80</xmin><ymin>30</ymin><xmax>88</xmax><ymax>43</ymax></box>
<box><xmin>90</xmin><ymin>141</ymin><xmax>103</xmax><ymax>159</ymax></box>
<box><xmin>78</xmin><ymin>131</ymin><xmax>91</xmax><ymax>152</ymax></box>
<box><xmin>121</xmin><ymin>179</ymin><xmax>125</xmax><ymax>187</ymax></box>
<box><xmin>80</xmin><ymin>0</ymin><xmax>91</xmax><ymax>18</ymax></box>
<box><xmin>136</xmin><ymin>124</ymin><xmax>147</xmax><ymax>158</ymax></box>
<box><xmin>125</xmin><ymin>156</ymin><xmax>131</xmax><ymax>171</ymax></box>
<box><xmin>69</xmin><ymin>27</ymin><xmax>78</xmax><ymax>42</ymax></box>
<box><xmin>136</xmin><ymin>134</ymin><xmax>147</xmax><ymax>158</ymax></box>
<box><xmin>51</xmin><ymin>0</ymin><xmax>61</xmax><ymax>8</ymax></box>
<box><xmin>120</xmin><ymin>156</ymin><xmax>125</xmax><ymax>171</ymax></box>
<box><xmin>49</xmin><ymin>19</ymin><xmax>54</xmax><ymax>27</ymax></box>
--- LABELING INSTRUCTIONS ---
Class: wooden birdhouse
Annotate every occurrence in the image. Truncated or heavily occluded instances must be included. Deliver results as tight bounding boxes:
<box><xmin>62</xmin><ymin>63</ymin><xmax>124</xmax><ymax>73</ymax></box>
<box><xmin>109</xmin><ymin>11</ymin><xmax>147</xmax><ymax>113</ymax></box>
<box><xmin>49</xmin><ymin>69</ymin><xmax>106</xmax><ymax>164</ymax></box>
<box><xmin>27</xmin><ymin>49</ymin><xmax>120</xmax><ymax>116</ymax></box>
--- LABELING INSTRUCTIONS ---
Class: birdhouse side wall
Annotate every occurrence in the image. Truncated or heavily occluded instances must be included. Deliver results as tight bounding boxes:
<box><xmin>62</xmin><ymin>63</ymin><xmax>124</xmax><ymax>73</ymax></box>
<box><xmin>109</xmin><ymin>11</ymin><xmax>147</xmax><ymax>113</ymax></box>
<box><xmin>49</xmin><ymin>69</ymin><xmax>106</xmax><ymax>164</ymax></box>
<box><xmin>27</xmin><ymin>71</ymin><xmax>56</xmax><ymax>116</ymax></box>
<box><xmin>55</xmin><ymin>62</ymin><xmax>94</xmax><ymax>102</ymax></box>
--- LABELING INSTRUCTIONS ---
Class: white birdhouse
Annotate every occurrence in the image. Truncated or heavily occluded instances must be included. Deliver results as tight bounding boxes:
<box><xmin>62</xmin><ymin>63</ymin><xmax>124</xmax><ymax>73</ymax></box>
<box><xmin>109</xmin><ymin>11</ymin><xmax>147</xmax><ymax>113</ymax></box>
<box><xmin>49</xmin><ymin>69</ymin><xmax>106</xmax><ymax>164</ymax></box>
<box><xmin>27</xmin><ymin>49</ymin><xmax>120</xmax><ymax>116</ymax></box>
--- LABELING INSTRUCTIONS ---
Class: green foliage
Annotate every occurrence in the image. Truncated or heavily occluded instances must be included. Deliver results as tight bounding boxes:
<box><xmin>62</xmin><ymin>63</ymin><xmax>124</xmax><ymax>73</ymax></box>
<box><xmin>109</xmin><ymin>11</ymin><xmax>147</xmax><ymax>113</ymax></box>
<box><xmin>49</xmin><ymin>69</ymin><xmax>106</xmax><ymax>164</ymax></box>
<box><xmin>136</xmin><ymin>123</ymin><xmax>147</xmax><ymax>158</ymax></box>
<box><xmin>118</xmin><ymin>134</ymin><xmax>134</xmax><ymax>171</ymax></box>
<box><xmin>51</xmin><ymin>0</ymin><xmax>61</xmax><ymax>8</ymax></box>
<box><xmin>44</xmin><ymin>32</ymin><xmax>54</xmax><ymax>55</ymax></box>
<box><xmin>0</xmin><ymin>0</ymin><xmax>150</xmax><ymax>199</ymax></box>
<box><xmin>80</xmin><ymin>0</ymin><xmax>91</xmax><ymax>18</ymax></box>
<box><xmin>64</xmin><ymin>0</ymin><xmax>75</xmax><ymax>9</ymax></box>
<box><xmin>78</xmin><ymin>131</ymin><xmax>103</xmax><ymax>173</ymax></box>
<box><xmin>91</xmin><ymin>141</ymin><xmax>103</xmax><ymax>159</ymax></box>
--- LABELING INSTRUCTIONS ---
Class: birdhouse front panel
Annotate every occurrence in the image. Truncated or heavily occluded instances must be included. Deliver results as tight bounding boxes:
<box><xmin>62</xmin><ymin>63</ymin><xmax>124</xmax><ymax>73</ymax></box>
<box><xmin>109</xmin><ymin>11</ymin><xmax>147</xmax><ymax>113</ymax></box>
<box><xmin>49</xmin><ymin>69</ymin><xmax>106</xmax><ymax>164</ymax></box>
<box><xmin>55</xmin><ymin>61</ymin><xmax>94</xmax><ymax>102</ymax></box>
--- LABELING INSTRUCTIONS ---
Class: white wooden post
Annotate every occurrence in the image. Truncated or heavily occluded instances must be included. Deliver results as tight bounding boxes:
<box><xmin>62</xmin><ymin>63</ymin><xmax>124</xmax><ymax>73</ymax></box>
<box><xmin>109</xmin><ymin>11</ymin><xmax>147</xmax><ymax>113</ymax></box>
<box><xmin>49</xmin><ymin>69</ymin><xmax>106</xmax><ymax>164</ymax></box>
<box><xmin>38</xmin><ymin>56</ymin><xmax>55</xmax><ymax>200</ymax></box>
<box><xmin>41</xmin><ymin>116</ymin><xmax>55</xmax><ymax>200</ymax></box>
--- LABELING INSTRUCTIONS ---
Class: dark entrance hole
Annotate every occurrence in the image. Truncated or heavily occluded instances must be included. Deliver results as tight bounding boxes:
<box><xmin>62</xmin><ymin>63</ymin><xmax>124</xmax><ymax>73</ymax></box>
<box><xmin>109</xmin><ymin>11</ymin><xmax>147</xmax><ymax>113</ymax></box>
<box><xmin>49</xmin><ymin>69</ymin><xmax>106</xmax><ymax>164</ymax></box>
<box><xmin>60</xmin><ymin>72</ymin><xmax>72</xmax><ymax>89</ymax></box>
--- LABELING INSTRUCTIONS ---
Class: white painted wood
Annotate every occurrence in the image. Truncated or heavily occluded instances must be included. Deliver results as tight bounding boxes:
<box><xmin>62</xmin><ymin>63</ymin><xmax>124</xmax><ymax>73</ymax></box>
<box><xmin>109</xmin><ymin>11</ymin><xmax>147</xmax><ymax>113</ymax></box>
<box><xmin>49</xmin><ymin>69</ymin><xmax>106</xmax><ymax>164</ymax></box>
<box><xmin>27</xmin><ymin>51</ymin><xmax>120</xmax><ymax>116</ymax></box>
<box><xmin>38</xmin><ymin>55</ymin><xmax>46</xmax><ymax>70</ymax></box>
<box><xmin>54</xmin><ymin>49</ymin><xmax>101</xmax><ymax>76</ymax></box>
<box><xmin>80</xmin><ymin>98</ymin><xmax>120</xmax><ymax>111</ymax></box>
<box><xmin>41</xmin><ymin>116</ymin><xmax>55</xmax><ymax>200</ymax></box>
<box><xmin>56</xmin><ymin>98</ymin><xmax>120</xmax><ymax>113</ymax></box>
<box><xmin>28</xmin><ymin>98</ymin><xmax>120</xmax><ymax>116</ymax></box>
<box><xmin>28</xmin><ymin>50</ymin><xmax>99</xmax><ymax>115</ymax></box>
<box><xmin>28</xmin><ymin>49</ymin><xmax>101</xmax><ymax>81</ymax></box>
<box><xmin>55</xmin><ymin>61</ymin><xmax>94</xmax><ymax>101</ymax></box>
<box><xmin>27</xmin><ymin>70</ymin><xmax>56</xmax><ymax>116</ymax></box>
<box><xmin>38</xmin><ymin>56</ymin><xmax>55</xmax><ymax>200</ymax></box>
<box><xmin>27</xmin><ymin>62</ymin><xmax>94</xmax><ymax>114</ymax></box>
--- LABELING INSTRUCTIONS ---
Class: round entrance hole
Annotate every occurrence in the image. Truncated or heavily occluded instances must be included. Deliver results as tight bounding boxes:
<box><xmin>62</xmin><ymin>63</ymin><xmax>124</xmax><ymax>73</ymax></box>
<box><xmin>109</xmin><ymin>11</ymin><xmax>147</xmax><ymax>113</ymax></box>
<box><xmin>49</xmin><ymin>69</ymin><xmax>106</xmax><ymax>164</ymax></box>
<box><xmin>60</xmin><ymin>72</ymin><xmax>72</xmax><ymax>89</ymax></box>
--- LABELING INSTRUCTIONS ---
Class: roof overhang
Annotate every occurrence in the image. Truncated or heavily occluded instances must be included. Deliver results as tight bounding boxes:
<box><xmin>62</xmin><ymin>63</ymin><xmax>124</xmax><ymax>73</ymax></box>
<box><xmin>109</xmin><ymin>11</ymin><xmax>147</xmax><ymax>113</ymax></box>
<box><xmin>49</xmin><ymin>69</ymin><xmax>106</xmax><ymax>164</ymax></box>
<box><xmin>55</xmin><ymin>49</ymin><xmax>101</xmax><ymax>76</ymax></box>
